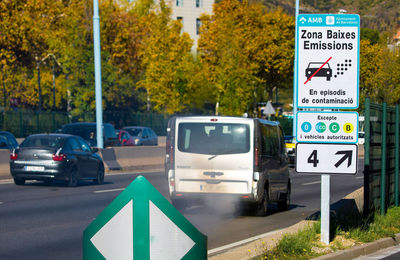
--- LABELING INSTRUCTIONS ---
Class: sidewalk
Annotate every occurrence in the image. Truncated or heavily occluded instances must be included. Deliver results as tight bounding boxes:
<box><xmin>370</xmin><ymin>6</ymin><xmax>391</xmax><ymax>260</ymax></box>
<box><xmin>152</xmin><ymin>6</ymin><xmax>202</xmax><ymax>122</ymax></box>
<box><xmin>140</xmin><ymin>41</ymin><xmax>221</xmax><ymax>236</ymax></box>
<box><xmin>209</xmin><ymin>187</ymin><xmax>400</xmax><ymax>260</ymax></box>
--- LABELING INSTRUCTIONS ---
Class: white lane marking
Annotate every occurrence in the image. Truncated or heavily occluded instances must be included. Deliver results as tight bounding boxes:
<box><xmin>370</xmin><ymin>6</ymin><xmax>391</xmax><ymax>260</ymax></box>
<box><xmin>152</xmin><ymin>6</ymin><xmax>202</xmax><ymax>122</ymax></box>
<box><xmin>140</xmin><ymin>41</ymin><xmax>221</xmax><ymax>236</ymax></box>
<box><xmin>0</xmin><ymin>202</ymin><xmax>3</xmax><ymax>205</ymax></box>
<box><xmin>94</xmin><ymin>188</ymin><xmax>125</xmax><ymax>194</ymax></box>
<box><xmin>356</xmin><ymin>176</ymin><xmax>364</xmax><ymax>179</ymax></box>
<box><xmin>208</xmin><ymin>228</ymin><xmax>286</xmax><ymax>256</ymax></box>
<box><xmin>107</xmin><ymin>169</ymin><xmax>163</xmax><ymax>176</ymax></box>
<box><xmin>0</xmin><ymin>179</ymin><xmax>14</xmax><ymax>185</ymax></box>
<box><xmin>302</xmin><ymin>181</ymin><xmax>321</xmax><ymax>186</ymax></box>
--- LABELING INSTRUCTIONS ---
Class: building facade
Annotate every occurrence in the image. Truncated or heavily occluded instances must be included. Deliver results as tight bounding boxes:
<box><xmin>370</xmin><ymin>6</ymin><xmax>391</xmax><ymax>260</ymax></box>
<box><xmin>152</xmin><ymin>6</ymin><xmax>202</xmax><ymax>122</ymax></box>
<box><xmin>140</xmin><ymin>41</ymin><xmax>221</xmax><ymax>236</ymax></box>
<box><xmin>170</xmin><ymin>0</ymin><xmax>214</xmax><ymax>51</ymax></box>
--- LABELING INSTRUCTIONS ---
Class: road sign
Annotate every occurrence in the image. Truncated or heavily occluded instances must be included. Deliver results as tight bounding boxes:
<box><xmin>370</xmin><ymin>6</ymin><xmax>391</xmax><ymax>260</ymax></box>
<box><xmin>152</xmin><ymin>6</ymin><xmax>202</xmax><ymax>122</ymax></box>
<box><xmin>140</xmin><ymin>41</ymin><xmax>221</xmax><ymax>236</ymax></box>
<box><xmin>83</xmin><ymin>175</ymin><xmax>207</xmax><ymax>260</ymax></box>
<box><xmin>295</xmin><ymin>143</ymin><xmax>357</xmax><ymax>175</ymax></box>
<box><xmin>296</xmin><ymin>111</ymin><xmax>358</xmax><ymax>143</ymax></box>
<box><xmin>295</xmin><ymin>14</ymin><xmax>360</xmax><ymax>109</ymax></box>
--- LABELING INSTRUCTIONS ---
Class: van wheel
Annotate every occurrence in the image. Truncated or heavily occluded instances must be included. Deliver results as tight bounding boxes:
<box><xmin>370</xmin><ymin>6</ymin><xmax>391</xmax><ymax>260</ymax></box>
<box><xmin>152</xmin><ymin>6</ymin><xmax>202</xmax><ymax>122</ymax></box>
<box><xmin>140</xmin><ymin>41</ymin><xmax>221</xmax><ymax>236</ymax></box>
<box><xmin>14</xmin><ymin>178</ymin><xmax>25</xmax><ymax>185</ymax></box>
<box><xmin>255</xmin><ymin>189</ymin><xmax>268</xmax><ymax>216</ymax></box>
<box><xmin>278</xmin><ymin>184</ymin><xmax>291</xmax><ymax>211</ymax></box>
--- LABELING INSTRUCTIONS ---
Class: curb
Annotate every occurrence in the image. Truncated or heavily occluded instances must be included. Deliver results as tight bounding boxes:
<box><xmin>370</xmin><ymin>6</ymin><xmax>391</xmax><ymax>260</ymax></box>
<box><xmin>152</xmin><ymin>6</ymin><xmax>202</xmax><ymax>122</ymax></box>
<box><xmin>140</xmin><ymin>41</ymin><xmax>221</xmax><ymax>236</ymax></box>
<box><xmin>208</xmin><ymin>220</ymin><xmax>316</xmax><ymax>260</ymax></box>
<box><xmin>209</xmin><ymin>187</ymin><xmax>400</xmax><ymax>260</ymax></box>
<box><xmin>312</xmin><ymin>234</ymin><xmax>400</xmax><ymax>260</ymax></box>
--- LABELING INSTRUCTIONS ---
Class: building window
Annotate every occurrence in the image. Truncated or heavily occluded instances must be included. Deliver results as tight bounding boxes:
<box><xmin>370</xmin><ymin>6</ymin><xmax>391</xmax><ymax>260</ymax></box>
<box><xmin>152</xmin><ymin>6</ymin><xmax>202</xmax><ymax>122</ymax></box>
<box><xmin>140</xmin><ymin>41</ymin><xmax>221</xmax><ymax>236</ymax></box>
<box><xmin>176</xmin><ymin>0</ymin><xmax>183</xmax><ymax>7</ymax></box>
<box><xmin>177</xmin><ymin>17</ymin><xmax>184</xmax><ymax>33</ymax></box>
<box><xmin>196</xmin><ymin>18</ymin><xmax>201</xmax><ymax>35</ymax></box>
<box><xmin>195</xmin><ymin>0</ymin><xmax>202</xmax><ymax>8</ymax></box>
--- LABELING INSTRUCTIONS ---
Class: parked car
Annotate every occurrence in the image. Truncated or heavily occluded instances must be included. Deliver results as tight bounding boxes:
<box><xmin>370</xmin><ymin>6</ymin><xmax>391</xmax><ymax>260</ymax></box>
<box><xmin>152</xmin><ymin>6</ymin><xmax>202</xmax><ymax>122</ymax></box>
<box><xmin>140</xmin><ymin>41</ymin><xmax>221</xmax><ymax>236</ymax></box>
<box><xmin>0</xmin><ymin>131</ymin><xmax>19</xmax><ymax>150</ymax></box>
<box><xmin>284</xmin><ymin>135</ymin><xmax>296</xmax><ymax>168</ymax></box>
<box><xmin>122</xmin><ymin>126</ymin><xmax>158</xmax><ymax>146</ymax></box>
<box><xmin>59</xmin><ymin>122</ymin><xmax>119</xmax><ymax>147</ymax></box>
<box><xmin>358</xmin><ymin>131</ymin><xmax>365</xmax><ymax>145</ymax></box>
<box><xmin>116</xmin><ymin>129</ymin><xmax>135</xmax><ymax>146</ymax></box>
<box><xmin>10</xmin><ymin>134</ymin><xmax>104</xmax><ymax>186</ymax></box>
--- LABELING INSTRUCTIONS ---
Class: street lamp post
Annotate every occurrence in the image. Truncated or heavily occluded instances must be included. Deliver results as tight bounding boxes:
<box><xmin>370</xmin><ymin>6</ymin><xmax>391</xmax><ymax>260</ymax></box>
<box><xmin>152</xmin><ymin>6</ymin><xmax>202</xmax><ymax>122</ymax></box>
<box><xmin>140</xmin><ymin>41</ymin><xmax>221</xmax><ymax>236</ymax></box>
<box><xmin>93</xmin><ymin>0</ymin><xmax>104</xmax><ymax>149</ymax></box>
<box><xmin>36</xmin><ymin>54</ymin><xmax>63</xmax><ymax>111</ymax></box>
<box><xmin>36</xmin><ymin>57</ymin><xmax>43</xmax><ymax>111</ymax></box>
<box><xmin>1</xmin><ymin>66</ymin><xmax>6</xmax><ymax>107</ymax></box>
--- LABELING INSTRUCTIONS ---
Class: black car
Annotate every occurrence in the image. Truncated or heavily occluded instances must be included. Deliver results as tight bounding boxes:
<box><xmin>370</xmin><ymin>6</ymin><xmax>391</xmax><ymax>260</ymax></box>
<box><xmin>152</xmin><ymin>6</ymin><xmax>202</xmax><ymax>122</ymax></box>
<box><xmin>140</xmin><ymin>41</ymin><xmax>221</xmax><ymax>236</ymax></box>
<box><xmin>0</xmin><ymin>131</ymin><xmax>19</xmax><ymax>150</ymax></box>
<box><xmin>10</xmin><ymin>134</ymin><xmax>104</xmax><ymax>186</ymax></box>
<box><xmin>59</xmin><ymin>122</ymin><xmax>119</xmax><ymax>147</ymax></box>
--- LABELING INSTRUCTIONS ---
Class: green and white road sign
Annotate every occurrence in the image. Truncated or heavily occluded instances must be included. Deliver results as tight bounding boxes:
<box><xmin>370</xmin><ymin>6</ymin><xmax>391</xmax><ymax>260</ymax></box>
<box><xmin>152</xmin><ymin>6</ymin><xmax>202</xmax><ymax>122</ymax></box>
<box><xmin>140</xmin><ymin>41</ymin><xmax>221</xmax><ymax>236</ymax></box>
<box><xmin>83</xmin><ymin>175</ymin><xmax>207</xmax><ymax>260</ymax></box>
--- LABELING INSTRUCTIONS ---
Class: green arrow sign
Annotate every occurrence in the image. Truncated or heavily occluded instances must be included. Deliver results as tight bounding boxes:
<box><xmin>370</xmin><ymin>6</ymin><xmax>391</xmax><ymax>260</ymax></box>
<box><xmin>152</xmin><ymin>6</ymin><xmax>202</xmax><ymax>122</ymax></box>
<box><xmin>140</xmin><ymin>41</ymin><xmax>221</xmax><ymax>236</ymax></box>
<box><xmin>83</xmin><ymin>175</ymin><xmax>207</xmax><ymax>259</ymax></box>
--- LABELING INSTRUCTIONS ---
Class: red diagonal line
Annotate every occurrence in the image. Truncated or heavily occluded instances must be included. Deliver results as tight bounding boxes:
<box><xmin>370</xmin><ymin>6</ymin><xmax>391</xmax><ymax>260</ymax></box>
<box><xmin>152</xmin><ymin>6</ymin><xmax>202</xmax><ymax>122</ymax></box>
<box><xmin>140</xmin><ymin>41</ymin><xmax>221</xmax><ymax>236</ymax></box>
<box><xmin>304</xmin><ymin>56</ymin><xmax>332</xmax><ymax>85</ymax></box>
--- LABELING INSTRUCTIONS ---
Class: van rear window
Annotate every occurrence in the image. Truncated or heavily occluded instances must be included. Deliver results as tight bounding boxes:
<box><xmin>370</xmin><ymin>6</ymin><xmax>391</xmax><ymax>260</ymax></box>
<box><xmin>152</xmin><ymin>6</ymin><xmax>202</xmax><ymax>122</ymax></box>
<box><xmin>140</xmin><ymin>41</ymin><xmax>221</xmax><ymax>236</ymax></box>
<box><xmin>177</xmin><ymin>123</ymin><xmax>250</xmax><ymax>155</ymax></box>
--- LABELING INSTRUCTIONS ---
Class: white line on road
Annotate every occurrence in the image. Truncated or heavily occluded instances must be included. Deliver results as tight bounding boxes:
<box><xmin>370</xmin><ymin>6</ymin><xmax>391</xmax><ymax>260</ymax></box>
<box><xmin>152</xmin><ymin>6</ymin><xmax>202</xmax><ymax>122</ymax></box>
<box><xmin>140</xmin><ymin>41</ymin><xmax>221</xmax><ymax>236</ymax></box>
<box><xmin>94</xmin><ymin>188</ymin><xmax>125</xmax><ymax>194</ymax></box>
<box><xmin>0</xmin><ymin>179</ymin><xmax>13</xmax><ymax>185</ymax></box>
<box><xmin>207</xmin><ymin>228</ymin><xmax>285</xmax><ymax>256</ymax></box>
<box><xmin>0</xmin><ymin>202</ymin><xmax>3</xmax><ymax>205</ymax></box>
<box><xmin>356</xmin><ymin>176</ymin><xmax>364</xmax><ymax>179</ymax></box>
<box><xmin>302</xmin><ymin>181</ymin><xmax>321</xmax><ymax>186</ymax></box>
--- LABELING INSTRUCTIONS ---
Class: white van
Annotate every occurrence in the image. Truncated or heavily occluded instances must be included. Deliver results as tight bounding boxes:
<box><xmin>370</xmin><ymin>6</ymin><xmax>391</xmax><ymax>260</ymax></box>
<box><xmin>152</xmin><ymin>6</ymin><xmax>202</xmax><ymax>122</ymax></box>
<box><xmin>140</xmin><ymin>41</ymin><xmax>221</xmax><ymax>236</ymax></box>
<box><xmin>165</xmin><ymin>116</ymin><xmax>291</xmax><ymax>216</ymax></box>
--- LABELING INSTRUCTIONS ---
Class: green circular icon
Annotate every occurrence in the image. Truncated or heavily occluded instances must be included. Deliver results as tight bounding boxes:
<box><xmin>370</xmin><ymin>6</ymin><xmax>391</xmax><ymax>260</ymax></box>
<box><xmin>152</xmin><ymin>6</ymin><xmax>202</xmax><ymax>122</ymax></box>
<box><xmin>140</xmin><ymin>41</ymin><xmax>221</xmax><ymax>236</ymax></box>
<box><xmin>329</xmin><ymin>122</ymin><xmax>340</xmax><ymax>133</ymax></box>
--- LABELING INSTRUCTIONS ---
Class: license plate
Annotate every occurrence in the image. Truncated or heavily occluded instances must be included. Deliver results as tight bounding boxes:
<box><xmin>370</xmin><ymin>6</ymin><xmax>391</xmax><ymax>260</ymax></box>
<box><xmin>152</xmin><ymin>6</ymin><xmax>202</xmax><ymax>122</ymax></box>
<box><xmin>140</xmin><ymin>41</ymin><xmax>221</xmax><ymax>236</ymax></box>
<box><xmin>24</xmin><ymin>166</ymin><xmax>45</xmax><ymax>172</ymax></box>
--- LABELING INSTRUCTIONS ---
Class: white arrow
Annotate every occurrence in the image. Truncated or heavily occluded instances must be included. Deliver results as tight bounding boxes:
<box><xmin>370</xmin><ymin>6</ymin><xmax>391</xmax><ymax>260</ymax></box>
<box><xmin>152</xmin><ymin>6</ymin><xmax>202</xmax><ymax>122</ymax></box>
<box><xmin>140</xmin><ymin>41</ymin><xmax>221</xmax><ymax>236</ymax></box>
<box><xmin>90</xmin><ymin>200</ymin><xmax>133</xmax><ymax>260</ymax></box>
<box><xmin>150</xmin><ymin>200</ymin><xmax>195</xmax><ymax>260</ymax></box>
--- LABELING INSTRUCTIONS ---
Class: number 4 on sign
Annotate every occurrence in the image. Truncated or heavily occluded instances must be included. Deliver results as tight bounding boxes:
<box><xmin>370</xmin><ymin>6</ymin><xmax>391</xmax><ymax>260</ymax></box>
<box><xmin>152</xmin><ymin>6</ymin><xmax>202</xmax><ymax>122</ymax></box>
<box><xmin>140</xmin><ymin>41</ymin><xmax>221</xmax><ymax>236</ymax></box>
<box><xmin>308</xmin><ymin>150</ymin><xmax>319</xmax><ymax>167</ymax></box>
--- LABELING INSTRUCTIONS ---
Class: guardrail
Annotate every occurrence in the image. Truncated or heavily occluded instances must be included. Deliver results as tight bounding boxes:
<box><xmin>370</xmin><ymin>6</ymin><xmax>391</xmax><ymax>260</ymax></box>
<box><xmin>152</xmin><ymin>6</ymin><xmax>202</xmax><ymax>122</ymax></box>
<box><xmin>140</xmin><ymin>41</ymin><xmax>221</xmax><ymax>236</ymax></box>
<box><xmin>0</xmin><ymin>143</ymin><xmax>166</xmax><ymax>179</ymax></box>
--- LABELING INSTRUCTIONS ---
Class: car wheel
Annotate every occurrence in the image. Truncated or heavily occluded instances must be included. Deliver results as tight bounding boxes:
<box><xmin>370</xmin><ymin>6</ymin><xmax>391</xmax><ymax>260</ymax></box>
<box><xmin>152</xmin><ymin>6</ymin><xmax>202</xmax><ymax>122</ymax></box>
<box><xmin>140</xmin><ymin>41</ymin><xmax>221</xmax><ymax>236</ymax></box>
<box><xmin>255</xmin><ymin>189</ymin><xmax>269</xmax><ymax>216</ymax></box>
<box><xmin>93</xmin><ymin>165</ymin><xmax>104</xmax><ymax>185</ymax></box>
<box><xmin>278</xmin><ymin>183</ymin><xmax>291</xmax><ymax>211</ymax></box>
<box><xmin>67</xmin><ymin>167</ymin><xmax>78</xmax><ymax>187</ymax></box>
<box><xmin>14</xmin><ymin>178</ymin><xmax>25</xmax><ymax>185</ymax></box>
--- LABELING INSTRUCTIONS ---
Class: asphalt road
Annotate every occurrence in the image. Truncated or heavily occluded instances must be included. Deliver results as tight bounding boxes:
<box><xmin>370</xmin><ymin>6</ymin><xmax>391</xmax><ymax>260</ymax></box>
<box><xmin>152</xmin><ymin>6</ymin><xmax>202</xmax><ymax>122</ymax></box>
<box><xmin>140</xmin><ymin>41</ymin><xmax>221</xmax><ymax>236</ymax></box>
<box><xmin>0</xmin><ymin>163</ymin><xmax>364</xmax><ymax>260</ymax></box>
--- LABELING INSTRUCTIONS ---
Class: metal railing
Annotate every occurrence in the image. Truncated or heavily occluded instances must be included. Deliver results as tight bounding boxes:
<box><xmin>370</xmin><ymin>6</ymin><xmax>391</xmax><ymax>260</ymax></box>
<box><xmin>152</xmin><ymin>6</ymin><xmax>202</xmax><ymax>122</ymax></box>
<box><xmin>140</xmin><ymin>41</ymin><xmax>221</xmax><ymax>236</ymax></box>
<box><xmin>364</xmin><ymin>98</ymin><xmax>400</xmax><ymax>215</ymax></box>
<box><xmin>0</xmin><ymin>109</ymin><xmax>171</xmax><ymax>137</ymax></box>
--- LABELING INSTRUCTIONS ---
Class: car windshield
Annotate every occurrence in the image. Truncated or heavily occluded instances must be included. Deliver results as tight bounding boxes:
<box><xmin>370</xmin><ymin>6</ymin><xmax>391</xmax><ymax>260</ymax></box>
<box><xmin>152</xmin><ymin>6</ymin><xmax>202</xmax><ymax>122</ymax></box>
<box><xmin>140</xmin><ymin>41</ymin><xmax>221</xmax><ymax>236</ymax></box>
<box><xmin>21</xmin><ymin>136</ymin><xmax>64</xmax><ymax>148</ymax></box>
<box><xmin>126</xmin><ymin>128</ymin><xmax>142</xmax><ymax>136</ymax></box>
<box><xmin>177</xmin><ymin>123</ymin><xmax>250</xmax><ymax>155</ymax></box>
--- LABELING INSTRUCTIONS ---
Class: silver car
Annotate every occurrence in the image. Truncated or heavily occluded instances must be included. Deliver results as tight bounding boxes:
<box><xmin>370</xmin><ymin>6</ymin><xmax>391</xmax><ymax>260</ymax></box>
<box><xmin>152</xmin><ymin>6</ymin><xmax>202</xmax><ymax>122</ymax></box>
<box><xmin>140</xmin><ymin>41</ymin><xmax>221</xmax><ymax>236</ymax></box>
<box><xmin>122</xmin><ymin>126</ymin><xmax>158</xmax><ymax>146</ymax></box>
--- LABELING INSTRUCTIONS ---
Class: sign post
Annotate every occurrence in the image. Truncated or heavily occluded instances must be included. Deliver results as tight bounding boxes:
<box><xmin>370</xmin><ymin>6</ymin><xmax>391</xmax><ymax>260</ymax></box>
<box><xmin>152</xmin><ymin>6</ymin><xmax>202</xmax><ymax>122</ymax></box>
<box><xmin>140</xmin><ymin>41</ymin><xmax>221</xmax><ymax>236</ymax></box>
<box><xmin>294</xmin><ymin>13</ymin><xmax>360</xmax><ymax>245</ymax></box>
<box><xmin>83</xmin><ymin>176</ymin><xmax>207</xmax><ymax>259</ymax></box>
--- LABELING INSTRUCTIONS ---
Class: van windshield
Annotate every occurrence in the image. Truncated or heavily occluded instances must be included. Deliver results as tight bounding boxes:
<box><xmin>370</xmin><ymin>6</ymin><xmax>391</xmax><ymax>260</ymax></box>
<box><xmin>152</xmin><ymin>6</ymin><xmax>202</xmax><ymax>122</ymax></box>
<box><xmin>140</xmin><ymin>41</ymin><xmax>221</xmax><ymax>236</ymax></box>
<box><xmin>177</xmin><ymin>123</ymin><xmax>250</xmax><ymax>155</ymax></box>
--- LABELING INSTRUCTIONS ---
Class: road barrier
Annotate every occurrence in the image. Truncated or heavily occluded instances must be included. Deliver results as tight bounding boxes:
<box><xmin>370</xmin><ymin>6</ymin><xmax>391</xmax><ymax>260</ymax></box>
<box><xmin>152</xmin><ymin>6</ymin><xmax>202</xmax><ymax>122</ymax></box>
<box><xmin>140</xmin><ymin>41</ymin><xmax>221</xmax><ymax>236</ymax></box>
<box><xmin>0</xmin><ymin>145</ymin><xmax>166</xmax><ymax>179</ymax></box>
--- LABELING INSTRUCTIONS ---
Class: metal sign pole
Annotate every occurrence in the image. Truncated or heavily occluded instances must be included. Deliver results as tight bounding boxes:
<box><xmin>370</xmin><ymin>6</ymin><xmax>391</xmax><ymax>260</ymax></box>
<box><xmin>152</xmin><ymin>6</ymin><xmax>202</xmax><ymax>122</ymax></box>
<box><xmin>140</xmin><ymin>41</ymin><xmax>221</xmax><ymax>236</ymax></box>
<box><xmin>93</xmin><ymin>0</ymin><xmax>104</xmax><ymax>149</ymax></box>
<box><xmin>321</xmin><ymin>174</ymin><xmax>330</xmax><ymax>244</ymax></box>
<box><xmin>293</xmin><ymin>0</ymin><xmax>299</xmax><ymax>137</ymax></box>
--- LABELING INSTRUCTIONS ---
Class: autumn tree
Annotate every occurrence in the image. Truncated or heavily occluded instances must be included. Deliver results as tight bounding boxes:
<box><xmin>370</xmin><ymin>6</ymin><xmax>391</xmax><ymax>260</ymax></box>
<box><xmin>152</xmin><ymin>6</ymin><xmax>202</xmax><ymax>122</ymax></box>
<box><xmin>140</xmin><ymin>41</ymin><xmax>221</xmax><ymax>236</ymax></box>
<box><xmin>136</xmin><ymin>0</ymin><xmax>195</xmax><ymax>114</ymax></box>
<box><xmin>358</xmin><ymin>37</ymin><xmax>400</xmax><ymax>109</ymax></box>
<box><xmin>198</xmin><ymin>0</ymin><xmax>294</xmax><ymax>115</ymax></box>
